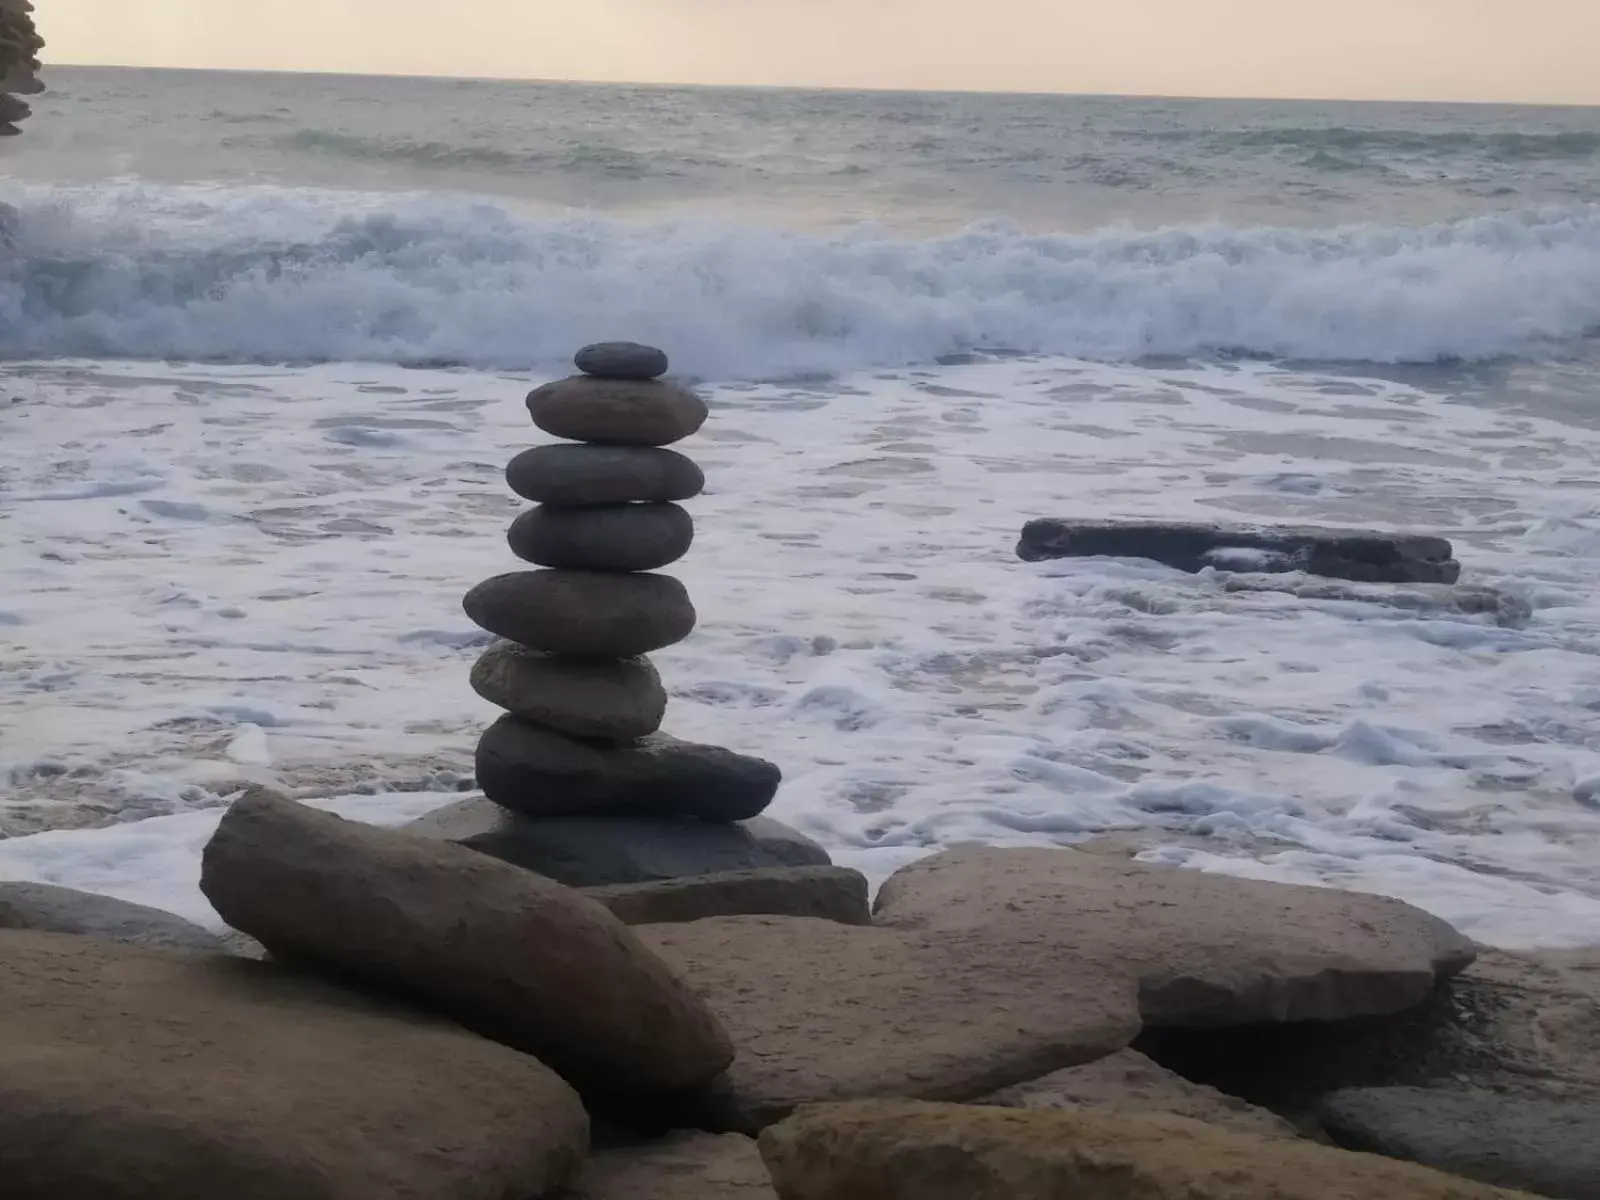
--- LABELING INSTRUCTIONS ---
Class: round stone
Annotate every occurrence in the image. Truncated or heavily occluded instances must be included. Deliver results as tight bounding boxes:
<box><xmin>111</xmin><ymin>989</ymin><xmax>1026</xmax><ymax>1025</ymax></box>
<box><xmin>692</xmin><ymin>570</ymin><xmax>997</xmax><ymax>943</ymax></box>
<box><xmin>470</xmin><ymin>642</ymin><xmax>667</xmax><ymax>740</ymax></box>
<box><xmin>574</xmin><ymin>342</ymin><xmax>669</xmax><ymax>382</ymax></box>
<box><xmin>463</xmin><ymin>570</ymin><xmax>696</xmax><ymax>658</ymax></box>
<box><xmin>526</xmin><ymin>377</ymin><xmax>708</xmax><ymax>447</ymax></box>
<box><xmin>507</xmin><ymin>503</ymin><xmax>693</xmax><ymax>572</ymax></box>
<box><xmin>505</xmin><ymin>445</ymin><xmax>705</xmax><ymax>506</ymax></box>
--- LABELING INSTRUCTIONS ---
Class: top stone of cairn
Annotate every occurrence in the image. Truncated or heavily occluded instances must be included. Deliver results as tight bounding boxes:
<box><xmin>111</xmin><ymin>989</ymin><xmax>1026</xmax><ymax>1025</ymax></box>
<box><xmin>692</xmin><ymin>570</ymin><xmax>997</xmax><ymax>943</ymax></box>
<box><xmin>575</xmin><ymin>342</ymin><xmax>670</xmax><ymax>382</ymax></box>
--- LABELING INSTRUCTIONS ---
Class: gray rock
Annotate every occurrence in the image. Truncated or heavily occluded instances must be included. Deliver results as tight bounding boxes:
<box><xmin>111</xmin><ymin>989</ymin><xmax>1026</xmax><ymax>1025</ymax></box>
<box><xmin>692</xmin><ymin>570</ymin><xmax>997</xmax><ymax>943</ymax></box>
<box><xmin>1319</xmin><ymin>1087</ymin><xmax>1600</xmax><ymax>1199</ymax></box>
<box><xmin>476</xmin><ymin>716</ymin><xmax>780</xmax><ymax>821</ymax></box>
<box><xmin>1017</xmin><ymin>519</ymin><xmax>1461</xmax><ymax>585</ymax></box>
<box><xmin>463</xmin><ymin>569</ymin><xmax>696</xmax><ymax>657</ymax></box>
<box><xmin>508</xmin><ymin>502</ymin><xmax>694</xmax><ymax>572</ymax></box>
<box><xmin>0</xmin><ymin>882</ymin><xmax>224</xmax><ymax>953</ymax></box>
<box><xmin>575</xmin><ymin>341</ymin><xmax>671</xmax><ymax>382</ymax></box>
<box><xmin>200</xmin><ymin>789</ymin><xmax>734</xmax><ymax>1095</ymax></box>
<box><xmin>563</xmin><ymin>1132</ymin><xmax>776</xmax><ymax>1200</ymax></box>
<box><xmin>470</xmin><ymin>642</ymin><xmax>667</xmax><ymax>740</ymax></box>
<box><xmin>1220</xmin><ymin>573</ymin><xmax>1532</xmax><ymax>627</ymax></box>
<box><xmin>0</xmin><ymin>929</ymin><xmax>587</xmax><ymax>1200</ymax></box>
<box><xmin>585</xmin><ymin>866</ymin><xmax>871</xmax><ymax>926</ymax></box>
<box><xmin>405</xmin><ymin>800</ymin><xmax>831</xmax><ymax>887</ymax></box>
<box><xmin>527</xmin><ymin>376</ymin><xmax>708</xmax><ymax>447</ymax></box>
<box><xmin>507</xmin><ymin>444</ymin><xmax>705</xmax><ymax>506</ymax></box>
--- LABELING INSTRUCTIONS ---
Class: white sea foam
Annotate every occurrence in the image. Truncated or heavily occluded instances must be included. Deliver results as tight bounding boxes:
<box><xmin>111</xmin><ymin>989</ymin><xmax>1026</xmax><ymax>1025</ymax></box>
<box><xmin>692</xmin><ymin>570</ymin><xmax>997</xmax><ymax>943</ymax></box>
<box><xmin>2</xmin><ymin>183</ymin><xmax>1599</xmax><ymax>374</ymax></box>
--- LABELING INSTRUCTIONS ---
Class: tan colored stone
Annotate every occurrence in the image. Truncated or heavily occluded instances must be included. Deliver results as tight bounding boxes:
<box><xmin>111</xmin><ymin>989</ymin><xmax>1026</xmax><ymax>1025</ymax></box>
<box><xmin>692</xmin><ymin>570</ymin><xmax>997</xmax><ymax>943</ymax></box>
<box><xmin>982</xmin><ymin>1048</ymin><xmax>1298</xmax><ymax>1139</ymax></box>
<box><xmin>562</xmin><ymin>1133</ymin><xmax>775</xmax><ymax>1200</ymax></box>
<box><xmin>637</xmin><ymin>915</ymin><xmax>1140</xmax><ymax>1132</ymax></box>
<box><xmin>200</xmin><ymin>789</ymin><xmax>733</xmax><ymax>1095</ymax></box>
<box><xmin>758</xmin><ymin>1100</ymin><xmax>1540</xmax><ymax>1200</ymax></box>
<box><xmin>0</xmin><ymin>930</ymin><xmax>587</xmax><ymax>1200</ymax></box>
<box><xmin>876</xmin><ymin>846</ymin><xmax>1475</xmax><ymax>1025</ymax></box>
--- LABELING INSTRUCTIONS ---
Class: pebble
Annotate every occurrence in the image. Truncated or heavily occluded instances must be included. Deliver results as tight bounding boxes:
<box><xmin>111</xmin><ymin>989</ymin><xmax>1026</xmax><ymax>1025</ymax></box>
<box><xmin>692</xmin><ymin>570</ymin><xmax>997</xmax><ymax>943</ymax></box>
<box><xmin>507</xmin><ymin>503</ymin><xmax>693</xmax><ymax>572</ymax></box>
<box><xmin>526</xmin><ymin>377</ymin><xmax>708</xmax><ymax>447</ymax></box>
<box><xmin>505</xmin><ymin>444</ymin><xmax>705</xmax><ymax>506</ymax></box>
<box><xmin>462</xmin><ymin>570</ymin><xmax>696</xmax><ymax>658</ymax></box>
<box><xmin>469</xmin><ymin>642</ymin><xmax>667</xmax><ymax>740</ymax></box>
<box><xmin>575</xmin><ymin>342</ymin><xmax>670</xmax><ymax>382</ymax></box>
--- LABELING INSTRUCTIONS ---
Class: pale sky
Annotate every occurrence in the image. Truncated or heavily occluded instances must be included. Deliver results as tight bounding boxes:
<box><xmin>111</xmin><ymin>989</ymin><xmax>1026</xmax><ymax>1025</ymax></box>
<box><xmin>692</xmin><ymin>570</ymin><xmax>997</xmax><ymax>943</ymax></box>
<box><xmin>40</xmin><ymin>0</ymin><xmax>1600</xmax><ymax>105</ymax></box>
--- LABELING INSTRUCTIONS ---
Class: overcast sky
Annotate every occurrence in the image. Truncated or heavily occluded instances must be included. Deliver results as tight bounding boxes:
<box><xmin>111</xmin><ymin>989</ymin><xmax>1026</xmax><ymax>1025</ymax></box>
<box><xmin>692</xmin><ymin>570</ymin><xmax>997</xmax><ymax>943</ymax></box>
<box><xmin>40</xmin><ymin>0</ymin><xmax>1600</xmax><ymax>105</ymax></box>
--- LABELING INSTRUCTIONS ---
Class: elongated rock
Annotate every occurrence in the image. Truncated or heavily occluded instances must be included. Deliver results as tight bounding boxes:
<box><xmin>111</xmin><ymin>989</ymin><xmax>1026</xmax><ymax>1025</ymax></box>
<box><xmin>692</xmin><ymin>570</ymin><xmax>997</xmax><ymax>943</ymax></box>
<box><xmin>508</xmin><ymin>502</ymin><xmax>694</xmax><ymax>572</ymax></box>
<box><xmin>476</xmin><ymin>716</ymin><xmax>781</xmax><ymax>821</ymax></box>
<box><xmin>575</xmin><ymin>341</ymin><xmax>670</xmax><ymax>381</ymax></box>
<box><xmin>527</xmin><ymin>377</ymin><xmax>709</xmax><ymax>446</ymax></box>
<box><xmin>506</xmin><ymin>444</ymin><xmax>706</xmax><ymax>506</ymax></box>
<box><xmin>199</xmin><ymin>789</ymin><xmax>734</xmax><ymax>1095</ymax></box>
<box><xmin>464</xmin><ymin>570</ymin><xmax>696</xmax><ymax>657</ymax></box>
<box><xmin>470</xmin><ymin>642</ymin><xmax>667</xmax><ymax>739</ymax></box>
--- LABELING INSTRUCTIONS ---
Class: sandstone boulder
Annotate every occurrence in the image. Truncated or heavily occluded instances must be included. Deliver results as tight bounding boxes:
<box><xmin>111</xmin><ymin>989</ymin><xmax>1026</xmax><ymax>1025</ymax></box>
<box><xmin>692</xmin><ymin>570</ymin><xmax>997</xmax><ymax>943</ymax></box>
<box><xmin>0</xmin><ymin>881</ymin><xmax>224</xmax><ymax>952</ymax></box>
<box><xmin>200</xmin><ymin>790</ymin><xmax>733</xmax><ymax>1095</ymax></box>
<box><xmin>586</xmin><ymin>866</ymin><xmax>871</xmax><ymax>926</ymax></box>
<box><xmin>561</xmin><ymin>1132</ymin><xmax>775</xmax><ymax>1200</ymax></box>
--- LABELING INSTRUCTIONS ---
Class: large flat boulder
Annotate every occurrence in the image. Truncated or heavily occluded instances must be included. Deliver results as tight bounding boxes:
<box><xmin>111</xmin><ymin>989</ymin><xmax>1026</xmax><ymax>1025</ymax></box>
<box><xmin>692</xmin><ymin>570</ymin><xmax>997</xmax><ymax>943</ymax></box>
<box><xmin>874</xmin><ymin>847</ymin><xmax>1475</xmax><ymax>1025</ymax></box>
<box><xmin>561</xmin><ymin>1133</ymin><xmax>775</xmax><ymax>1200</ymax></box>
<box><xmin>0</xmin><ymin>929</ymin><xmax>587</xmax><ymax>1200</ymax></box>
<box><xmin>982</xmin><ymin>1048</ymin><xmax>1298</xmax><ymax>1140</ymax></box>
<box><xmin>1218</xmin><ymin>573</ymin><xmax>1532</xmax><ymax>627</ymax></box>
<box><xmin>1017</xmin><ymin>518</ymin><xmax>1461</xmax><ymax>584</ymax></box>
<box><xmin>758</xmin><ymin>1101</ymin><xmax>1539</xmax><ymax>1200</ymax></box>
<box><xmin>200</xmin><ymin>790</ymin><xmax>733</xmax><ymax>1095</ymax></box>
<box><xmin>586</xmin><ymin>867</ymin><xmax>871</xmax><ymax>926</ymax></box>
<box><xmin>1318</xmin><ymin>1087</ymin><xmax>1600</xmax><ymax>1200</ymax></box>
<box><xmin>0</xmin><ymin>881</ymin><xmax>224</xmax><ymax>952</ymax></box>
<box><xmin>637</xmin><ymin>915</ymin><xmax>1140</xmax><ymax>1132</ymax></box>
<box><xmin>407</xmin><ymin>800</ymin><xmax>831</xmax><ymax>887</ymax></box>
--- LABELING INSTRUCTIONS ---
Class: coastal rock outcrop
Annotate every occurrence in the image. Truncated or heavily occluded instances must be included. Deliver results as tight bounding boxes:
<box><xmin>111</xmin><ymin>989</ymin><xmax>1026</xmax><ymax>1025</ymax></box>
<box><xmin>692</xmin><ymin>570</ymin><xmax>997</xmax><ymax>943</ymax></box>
<box><xmin>0</xmin><ymin>0</ymin><xmax>43</xmax><ymax>136</ymax></box>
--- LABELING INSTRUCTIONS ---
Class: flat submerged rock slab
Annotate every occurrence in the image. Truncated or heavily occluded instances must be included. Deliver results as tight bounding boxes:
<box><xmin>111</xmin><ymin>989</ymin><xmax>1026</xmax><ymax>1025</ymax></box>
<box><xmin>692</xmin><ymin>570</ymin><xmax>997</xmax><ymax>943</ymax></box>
<box><xmin>1318</xmin><ymin>1087</ymin><xmax>1600</xmax><ymax>1200</ymax></box>
<box><xmin>1219</xmin><ymin>573</ymin><xmax>1532</xmax><ymax>627</ymax></box>
<box><xmin>561</xmin><ymin>1132</ymin><xmax>775</xmax><ymax>1200</ymax></box>
<box><xmin>0</xmin><ymin>929</ymin><xmax>587</xmax><ymax>1200</ymax></box>
<box><xmin>585</xmin><ymin>866</ymin><xmax>870</xmax><ymax>927</ymax></box>
<box><xmin>406</xmin><ymin>801</ymin><xmax>831</xmax><ymax>887</ymax></box>
<box><xmin>638</xmin><ymin>915</ymin><xmax>1141</xmax><ymax>1133</ymax></box>
<box><xmin>1017</xmin><ymin>518</ymin><xmax>1462</xmax><ymax>584</ymax></box>
<box><xmin>0</xmin><ymin>881</ymin><xmax>224</xmax><ymax>952</ymax></box>
<box><xmin>758</xmin><ymin>1101</ymin><xmax>1541</xmax><ymax>1200</ymax></box>
<box><xmin>874</xmin><ymin>847</ymin><xmax>1476</xmax><ymax>1026</ymax></box>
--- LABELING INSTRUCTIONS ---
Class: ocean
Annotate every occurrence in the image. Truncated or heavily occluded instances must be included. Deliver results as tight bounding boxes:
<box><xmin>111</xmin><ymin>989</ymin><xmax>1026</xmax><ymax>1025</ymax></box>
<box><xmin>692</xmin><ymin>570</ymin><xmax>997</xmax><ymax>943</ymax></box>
<box><xmin>2</xmin><ymin>66</ymin><xmax>1599</xmax><ymax>944</ymax></box>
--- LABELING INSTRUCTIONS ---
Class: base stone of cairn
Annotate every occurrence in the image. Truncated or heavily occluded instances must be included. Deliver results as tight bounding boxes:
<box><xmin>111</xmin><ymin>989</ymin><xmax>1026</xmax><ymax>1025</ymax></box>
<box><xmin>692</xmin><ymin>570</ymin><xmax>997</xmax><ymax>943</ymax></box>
<box><xmin>461</xmin><ymin>343</ymin><xmax>785</xmax><ymax>860</ymax></box>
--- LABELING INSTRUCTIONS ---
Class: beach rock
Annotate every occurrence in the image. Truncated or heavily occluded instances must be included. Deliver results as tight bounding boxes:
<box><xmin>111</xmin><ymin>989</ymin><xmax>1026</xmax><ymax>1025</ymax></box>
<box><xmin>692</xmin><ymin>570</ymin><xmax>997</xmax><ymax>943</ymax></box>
<box><xmin>406</xmin><ymin>800</ymin><xmax>832</xmax><ymax>887</ymax></box>
<box><xmin>585</xmin><ymin>866</ymin><xmax>871</xmax><ymax>926</ymax></box>
<box><xmin>199</xmin><ymin>789</ymin><xmax>734</xmax><ymax>1095</ymax></box>
<box><xmin>463</xmin><ymin>569</ymin><xmax>696</xmax><ymax>657</ymax></box>
<box><xmin>982</xmin><ymin>1048</ymin><xmax>1299</xmax><ymax>1140</ymax></box>
<box><xmin>638</xmin><ymin>915</ymin><xmax>1141</xmax><ymax>1132</ymax></box>
<box><xmin>477</xmin><ymin>717</ymin><xmax>781</xmax><ymax>821</ymax></box>
<box><xmin>575</xmin><ymin>341</ymin><xmax>671</xmax><ymax>382</ymax></box>
<box><xmin>470</xmin><ymin>642</ymin><xmax>667</xmax><ymax>739</ymax></box>
<box><xmin>0</xmin><ymin>881</ymin><xmax>225</xmax><ymax>952</ymax></box>
<box><xmin>561</xmin><ymin>1132</ymin><xmax>775</xmax><ymax>1200</ymax></box>
<box><xmin>757</xmin><ymin>1101</ymin><xmax>1538</xmax><ymax>1200</ymax></box>
<box><xmin>506</xmin><ymin>444</ymin><xmax>706</xmax><ymax>506</ymax></box>
<box><xmin>528</xmin><ymin>376</ymin><xmax>709</xmax><ymax>446</ymax></box>
<box><xmin>0</xmin><ymin>929</ymin><xmax>587</xmax><ymax>1200</ymax></box>
<box><xmin>1017</xmin><ymin>518</ymin><xmax>1462</xmax><ymax>585</ymax></box>
<box><xmin>874</xmin><ymin>846</ymin><xmax>1476</xmax><ymax>1026</ymax></box>
<box><xmin>1318</xmin><ymin>1087</ymin><xmax>1600</xmax><ymax>1200</ymax></box>
<box><xmin>508</xmin><ymin>502</ymin><xmax>695</xmax><ymax>572</ymax></box>
<box><xmin>1219</xmin><ymin>573</ymin><xmax>1532</xmax><ymax>627</ymax></box>
<box><xmin>0</xmin><ymin>93</ymin><xmax>27</xmax><ymax>122</ymax></box>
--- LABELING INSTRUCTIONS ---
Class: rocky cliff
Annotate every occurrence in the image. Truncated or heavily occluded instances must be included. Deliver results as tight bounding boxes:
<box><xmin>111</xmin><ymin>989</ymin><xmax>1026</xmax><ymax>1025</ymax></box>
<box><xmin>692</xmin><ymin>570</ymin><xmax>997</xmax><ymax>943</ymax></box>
<box><xmin>0</xmin><ymin>0</ymin><xmax>42</xmax><ymax>135</ymax></box>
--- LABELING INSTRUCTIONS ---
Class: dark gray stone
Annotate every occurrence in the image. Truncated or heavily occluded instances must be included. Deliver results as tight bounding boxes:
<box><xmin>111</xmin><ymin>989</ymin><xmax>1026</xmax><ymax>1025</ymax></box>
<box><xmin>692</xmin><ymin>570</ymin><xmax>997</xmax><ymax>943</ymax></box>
<box><xmin>405</xmin><ymin>799</ymin><xmax>830</xmax><ymax>888</ymax></box>
<box><xmin>575</xmin><ymin>341</ymin><xmax>670</xmax><ymax>381</ymax></box>
<box><xmin>470</xmin><ymin>642</ymin><xmax>667</xmax><ymax>739</ymax></box>
<box><xmin>1318</xmin><ymin>1087</ymin><xmax>1600</xmax><ymax>1199</ymax></box>
<box><xmin>585</xmin><ymin>866</ymin><xmax>871</xmax><ymax>927</ymax></box>
<box><xmin>506</xmin><ymin>444</ymin><xmax>705</xmax><ymax>506</ymax></box>
<box><xmin>475</xmin><ymin>716</ymin><xmax>780</xmax><ymax>820</ymax></box>
<box><xmin>507</xmin><ymin>503</ymin><xmax>694</xmax><ymax>572</ymax></box>
<box><xmin>0</xmin><ymin>882</ymin><xmax>224</xmax><ymax>953</ymax></box>
<box><xmin>463</xmin><ymin>569</ymin><xmax>696</xmax><ymax>657</ymax></box>
<box><xmin>527</xmin><ymin>376</ymin><xmax>708</xmax><ymax>447</ymax></box>
<box><xmin>1017</xmin><ymin>519</ymin><xmax>1461</xmax><ymax>585</ymax></box>
<box><xmin>1219</xmin><ymin>574</ymin><xmax>1531</xmax><ymax>627</ymax></box>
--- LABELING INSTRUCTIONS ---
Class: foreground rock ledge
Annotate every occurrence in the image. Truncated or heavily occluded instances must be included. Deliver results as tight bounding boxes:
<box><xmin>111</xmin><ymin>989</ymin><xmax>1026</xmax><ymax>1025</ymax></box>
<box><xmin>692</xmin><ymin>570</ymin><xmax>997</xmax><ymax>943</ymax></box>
<box><xmin>874</xmin><ymin>846</ymin><xmax>1476</xmax><ymax>1025</ymax></box>
<box><xmin>1017</xmin><ymin>518</ymin><xmax>1462</xmax><ymax>584</ymax></box>
<box><xmin>0</xmin><ymin>930</ymin><xmax>587</xmax><ymax>1200</ymax></box>
<box><xmin>757</xmin><ymin>1101</ymin><xmax>1539</xmax><ymax>1200</ymax></box>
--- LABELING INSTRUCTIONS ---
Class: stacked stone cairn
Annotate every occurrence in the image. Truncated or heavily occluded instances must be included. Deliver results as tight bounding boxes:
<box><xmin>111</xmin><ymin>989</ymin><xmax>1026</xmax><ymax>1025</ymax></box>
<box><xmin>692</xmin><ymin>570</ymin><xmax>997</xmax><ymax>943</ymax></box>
<box><xmin>0</xmin><ymin>0</ymin><xmax>43</xmax><ymax>136</ymax></box>
<box><xmin>462</xmin><ymin>342</ymin><xmax>782</xmax><ymax>833</ymax></box>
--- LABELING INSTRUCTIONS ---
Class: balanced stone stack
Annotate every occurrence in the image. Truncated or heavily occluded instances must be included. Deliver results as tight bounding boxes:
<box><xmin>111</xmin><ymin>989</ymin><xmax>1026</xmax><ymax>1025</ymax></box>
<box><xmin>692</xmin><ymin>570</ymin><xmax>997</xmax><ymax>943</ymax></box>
<box><xmin>0</xmin><ymin>0</ymin><xmax>43</xmax><ymax>137</ymax></box>
<box><xmin>462</xmin><ymin>342</ymin><xmax>783</xmax><ymax>835</ymax></box>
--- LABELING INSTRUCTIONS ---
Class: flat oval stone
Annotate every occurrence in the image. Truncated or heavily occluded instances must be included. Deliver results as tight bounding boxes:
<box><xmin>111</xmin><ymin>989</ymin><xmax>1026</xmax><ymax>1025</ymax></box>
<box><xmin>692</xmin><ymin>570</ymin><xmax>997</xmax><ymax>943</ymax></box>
<box><xmin>527</xmin><ymin>377</ymin><xmax>708</xmax><ymax>447</ymax></box>
<box><xmin>463</xmin><ymin>570</ymin><xmax>696</xmax><ymax>657</ymax></box>
<box><xmin>505</xmin><ymin>445</ymin><xmax>705</xmax><ymax>506</ymax></box>
<box><xmin>470</xmin><ymin>642</ymin><xmax>668</xmax><ymax>740</ymax></box>
<box><xmin>575</xmin><ymin>342</ymin><xmax>669</xmax><ymax>381</ymax></box>
<box><xmin>507</xmin><ymin>503</ymin><xmax>694</xmax><ymax>572</ymax></box>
